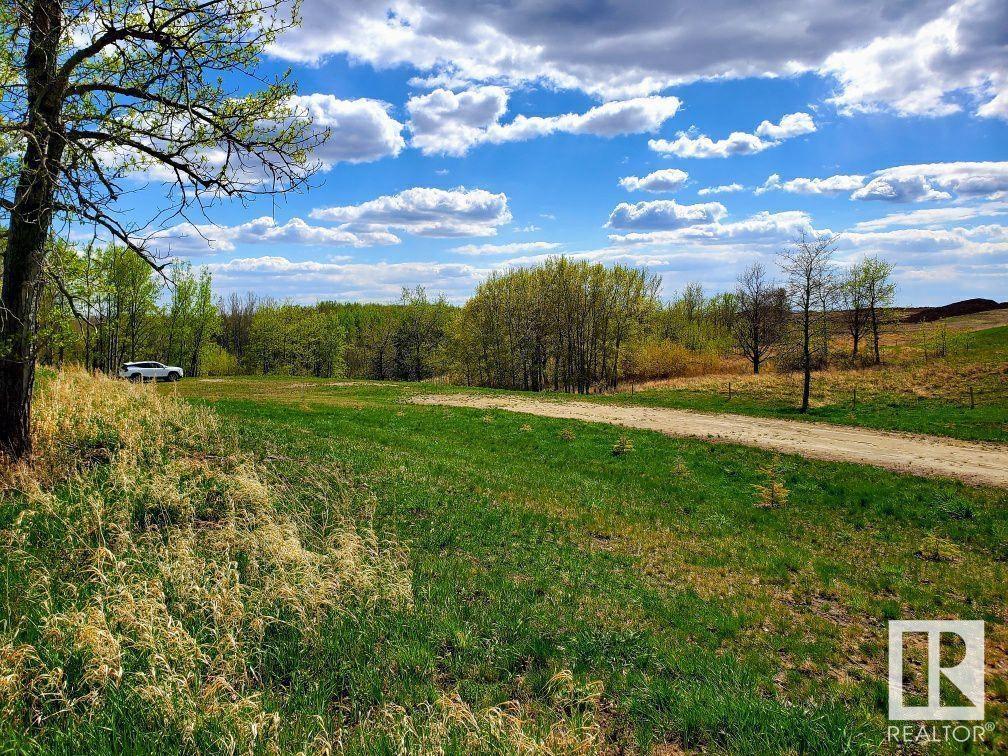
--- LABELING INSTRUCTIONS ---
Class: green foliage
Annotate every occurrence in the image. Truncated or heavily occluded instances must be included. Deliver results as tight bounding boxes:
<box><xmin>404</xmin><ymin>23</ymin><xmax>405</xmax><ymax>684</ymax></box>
<box><xmin>246</xmin><ymin>302</ymin><xmax>345</xmax><ymax>377</ymax></box>
<box><xmin>145</xmin><ymin>376</ymin><xmax>1007</xmax><ymax>753</ymax></box>
<box><xmin>452</xmin><ymin>257</ymin><xmax>661</xmax><ymax>392</ymax></box>
<box><xmin>37</xmin><ymin>243</ymin><xmax>219</xmax><ymax>376</ymax></box>
<box><xmin>611</xmin><ymin>435</ymin><xmax>633</xmax><ymax>456</ymax></box>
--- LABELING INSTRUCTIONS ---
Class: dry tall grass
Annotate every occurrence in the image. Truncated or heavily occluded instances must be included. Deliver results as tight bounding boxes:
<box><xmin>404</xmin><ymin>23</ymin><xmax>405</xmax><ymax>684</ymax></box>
<box><xmin>0</xmin><ymin>369</ymin><xmax>412</xmax><ymax>752</ymax></box>
<box><xmin>0</xmin><ymin>370</ymin><xmax>606</xmax><ymax>754</ymax></box>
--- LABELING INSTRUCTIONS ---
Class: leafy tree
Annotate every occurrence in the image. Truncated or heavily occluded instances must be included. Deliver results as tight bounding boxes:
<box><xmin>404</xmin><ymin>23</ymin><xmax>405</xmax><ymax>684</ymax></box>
<box><xmin>1</xmin><ymin>0</ymin><xmax>322</xmax><ymax>458</ymax></box>
<box><xmin>860</xmin><ymin>256</ymin><xmax>896</xmax><ymax>365</ymax></box>
<box><xmin>162</xmin><ymin>261</ymin><xmax>218</xmax><ymax>375</ymax></box>
<box><xmin>453</xmin><ymin>258</ymin><xmax>660</xmax><ymax>393</ymax></box>
<box><xmin>839</xmin><ymin>263</ymin><xmax>869</xmax><ymax>362</ymax></box>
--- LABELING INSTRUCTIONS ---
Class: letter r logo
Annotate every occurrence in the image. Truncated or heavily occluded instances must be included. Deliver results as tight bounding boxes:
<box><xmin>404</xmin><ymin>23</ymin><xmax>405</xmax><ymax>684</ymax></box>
<box><xmin>888</xmin><ymin>620</ymin><xmax>984</xmax><ymax>720</ymax></box>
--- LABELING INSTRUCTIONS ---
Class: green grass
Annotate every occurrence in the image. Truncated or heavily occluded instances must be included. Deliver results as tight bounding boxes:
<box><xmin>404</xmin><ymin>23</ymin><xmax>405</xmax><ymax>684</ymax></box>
<box><xmin>159</xmin><ymin>376</ymin><xmax>1008</xmax><ymax>753</ymax></box>
<box><xmin>592</xmin><ymin>325</ymin><xmax>1008</xmax><ymax>442</ymax></box>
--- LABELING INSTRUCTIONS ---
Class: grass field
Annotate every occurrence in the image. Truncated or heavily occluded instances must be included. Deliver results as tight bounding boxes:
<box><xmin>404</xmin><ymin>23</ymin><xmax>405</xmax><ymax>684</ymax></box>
<box><xmin>1</xmin><ymin>370</ymin><xmax>1005</xmax><ymax>754</ymax></box>
<box><xmin>181</xmin><ymin>376</ymin><xmax>1008</xmax><ymax>752</ymax></box>
<box><xmin>603</xmin><ymin>323</ymin><xmax>1008</xmax><ymax>442</ymax></box>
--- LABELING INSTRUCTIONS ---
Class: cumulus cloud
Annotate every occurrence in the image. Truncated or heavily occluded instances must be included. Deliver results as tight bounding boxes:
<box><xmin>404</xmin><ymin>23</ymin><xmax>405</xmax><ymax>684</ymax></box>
<box><xmin>148</xmin><ymin>216</ymin><xmax>398</xmax><ymax>256</ymax></box>
<box><xmin>605</xmin><ymin>199</ymin><xmax>727</xmax><ymax>231</ymax></box>
<box><xmin>852</xmin><ymin>203</ymin><xmax>1008</xmax><ymax>231</ymax></box>
<box><xmin>756</xmin><ymin>173</ymin><xmax>866</xmax><ymax>195</ymax></box>
<box><xmin>698</xmin><ymin>183</ymin><xmax>744</xmax><ymax>196</ymax></box>
<box><xmin>407</xmin><ymin>86</ymin><xmax>509</xmax><ymax>156</ymax></box>
<box><xmin>271</xmin><ymin>0</ymin><xmax>962</xmax><ymax>102</ymax></box>
<box><xmin>292</xmin><ymin>94</ymin><xmax>406</xmax><ymax>166</ymax></box>
<box><xmin>822</xmin><ymin>0</ymin><xmax>1007</xmax><ymax>120</ymax></box>
<box><xmin>309</xmin><ymin>186</ymin><xmax>512</xmax><ymax>237</ymax></box>
<box><xmin>407</xmin><ymin>87</ymin><xmax>680</xmax><ymax>156</ymax></box>
<box><xmin>451</xmin><ymin>241</ymin><xmax>563</xmax><ymax>256</ymax></box>
<box><xmin>619</xmin><ymin>168</ymin><xmax>688</xmax><ymax>193</ymax></box>
<box><xmin>753</xmin><ymin>112</ymin><xmax>817</xmax><ymax>140</ymax></box>
<box><xmin>649</xmin><ymin>113</ymin><xmax>815</xmax><ymax>158</ymax></box>
<box><xmin>207</xmin><ymin>255</ymin><xmax>491</xmax><ymax>303</ymax></box>
<box><xmin>753</xmin><ymin>162</ymin><xmax>1008</xmax><ymax>202</ymax></box>
<box><xmin>609</xmin><ymin>210</ymin><xmax>815</xmax><ymax>245</ymax></box>
<box><xmin>851</xmin><ymin>162</ymin><xmax>1008</xmax><ymax>202</ymax></box>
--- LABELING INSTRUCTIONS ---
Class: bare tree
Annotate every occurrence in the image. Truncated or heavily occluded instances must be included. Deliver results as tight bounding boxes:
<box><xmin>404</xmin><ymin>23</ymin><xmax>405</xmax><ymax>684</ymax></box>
<box><xmin>733</xmin><ymin>261</ymin><xmax>787</xmax><ymax>374</ymax></box>
<box><xmin>0</xmin><ymin>0</ymin><xmax>324</xmax><ymax>459</ymax></box>
<box><xmin>780</xmin><ymin>231</ymin><xmax>838</xmax><ymax>412</ymax></box>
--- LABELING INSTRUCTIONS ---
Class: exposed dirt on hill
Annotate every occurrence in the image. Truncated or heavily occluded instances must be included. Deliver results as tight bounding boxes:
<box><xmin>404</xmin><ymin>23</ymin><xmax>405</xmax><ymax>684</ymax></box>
<box><xmin>413</xmin><ymin>393</ymin><xmax>1008</xmax><ymax>488</ymax></box>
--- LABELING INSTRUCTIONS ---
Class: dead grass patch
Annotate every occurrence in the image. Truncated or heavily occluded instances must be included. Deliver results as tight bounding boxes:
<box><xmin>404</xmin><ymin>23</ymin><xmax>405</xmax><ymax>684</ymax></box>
<box><xmin>0</xmin><ymin>370</ymin><xmax>412</xmax><ymax>752</ymax></box>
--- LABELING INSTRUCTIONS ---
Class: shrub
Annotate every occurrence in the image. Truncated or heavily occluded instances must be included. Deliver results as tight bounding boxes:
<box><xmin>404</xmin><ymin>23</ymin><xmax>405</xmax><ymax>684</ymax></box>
<box><xmin>916</xmin><ymin>534</ymin><xmax>964</xmax><ymax>563</ymax></box>
<box><xmin>611</xmin><ymin>435</ymin><xmax>633</xmax><ymax>456</ymax></box>
<box><xmin>754</xmin><ymin>463</ymin><xmax>789</xmax><ymax>508</ymax></box>
<box><xmin>560</xmin><ymin>428</ymin><xmax>576</xmax><ymax>442</ymax></box>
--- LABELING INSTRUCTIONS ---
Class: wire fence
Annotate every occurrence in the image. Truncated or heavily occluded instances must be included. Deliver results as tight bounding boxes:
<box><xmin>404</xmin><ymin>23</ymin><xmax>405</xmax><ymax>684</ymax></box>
<box><xmin>701</xmin><ymin>380</ymin><xmax>1007</xmax><ymax>411</ymax></box>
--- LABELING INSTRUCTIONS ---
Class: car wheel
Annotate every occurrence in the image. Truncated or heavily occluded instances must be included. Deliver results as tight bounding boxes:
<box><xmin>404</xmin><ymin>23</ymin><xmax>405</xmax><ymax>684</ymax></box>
<box><xmin>128</xmin><ymin>373</ymin><xmax>141</xmax><ymax>383</ymax></box>
<box><xmin>170</xmin><ymin>372</ymin><xmax>181</xmax><ymax>382</ymax></box>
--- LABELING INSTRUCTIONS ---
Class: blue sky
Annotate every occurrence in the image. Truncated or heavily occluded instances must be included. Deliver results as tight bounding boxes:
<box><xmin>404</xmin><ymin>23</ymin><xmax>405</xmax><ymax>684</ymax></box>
<box><xmin>137</xmin><ymin>0</ymin><xmax>1007</xmax><ymax>305</ymax></box>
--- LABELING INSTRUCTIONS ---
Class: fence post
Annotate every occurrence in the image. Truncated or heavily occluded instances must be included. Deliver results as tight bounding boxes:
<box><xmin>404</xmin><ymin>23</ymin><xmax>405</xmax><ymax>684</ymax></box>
<box><xmin>728</xmin><ymin>382</ymin><xmax>732</xmax><ymax>400</ymax></box>
<box><xmin>969</xmin><ymin>386</ymin><xmax>975</xmax><ymax>410</ymax></box>
<box><xmin>852</xmin><ymin>387</ymin><xmax>856</xmax><ymax>409</ymax></box>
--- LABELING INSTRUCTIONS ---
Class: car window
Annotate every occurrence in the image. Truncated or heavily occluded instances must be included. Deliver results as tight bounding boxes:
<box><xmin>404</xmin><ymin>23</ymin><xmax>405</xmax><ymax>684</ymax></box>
<box><xmin>151</xmin><ymin>363</ymin><xmax>164</xmax><ymax>369</ymax></box>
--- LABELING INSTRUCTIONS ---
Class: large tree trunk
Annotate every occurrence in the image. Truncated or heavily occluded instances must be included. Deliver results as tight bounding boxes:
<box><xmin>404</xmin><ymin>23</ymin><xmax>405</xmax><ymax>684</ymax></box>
<box><xmin>0</xmin><ymin>0</ymin><xmax>64</xmax><ymax>460</ymax></box>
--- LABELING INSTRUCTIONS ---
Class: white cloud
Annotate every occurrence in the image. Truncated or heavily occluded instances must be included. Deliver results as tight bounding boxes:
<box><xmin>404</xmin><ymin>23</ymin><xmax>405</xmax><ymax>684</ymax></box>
<box><xmin>407</xmin><ymin>86</ymin><xmax>509</xmax><ymax>156</ymax></box>
<box><xmin>753</xmin><ymin>112</ymin><xmax>817</xmax><ymax>140</ymax></box>
<box><xmin>822</xmin><ymin>0</ymin><xmax>1007</xmax><ymax>120</ymax></box>
<box><xmin>753</xmin><ymin>162</ymin><xmax>1008</xmax><ymax>203</ymax></box>
<box><xmin>291</xmin><ymin>94</ymin><xmax>405</xmax><ymax>166</ymax></box>
<box><xmin>609</xmin><ymin>210</ymin><xmax>815</xmax><ymax>245</ymax></box>
<box><xmin>698</xmin><ymin>183</ymin><xmax>744</xmax><ymax>196</ymax></box>
<box><xmin>408</xmin><ymin>87</ymin><xmax>680</xmax><ymax>156</ymax></box>
<box><xmin>451</xmin><ymin>241</ymin><xmax>563</xmax><ymax>256</ymax></box>
<box><xmin>853</xmin><ymin>203</ymin><xmax>1008</xmax><ymax>231</ymax></box>
<box><xmin>148</xmin><ymin>216</ymin><xmax>398</xmax><ymax>256</ymax></box>
<box><xmin>271</xmin><ymin>0</ymin><xmax>965</xmax><ymax>102</ymax></box>
<box><xmin>851</xmin><ymin>162</ymin><xmax>1008</xmax><ymax>202</ymax></box>
<box><xmin>309</xmin><ymin>186</ymin><xmax>512</xmax><ymax>237</ymax></box>
<box><xmin>756</xmin><ymin>173</ymin><xmax>866</xmax><ymax>195</ymax></box>
<box><xmin>605</xmin><ymin>199</ymin><xmax>727</xmax><ymax>231</ymax></box>
<box><xmin>649</xmin><ymin>113</ymin><xmax>815</xmax><ymax>159</ymax></box>
<box><xmin>619</xmin><ymin>168</ymin><xmax>689</xmax><ymax>193</ymax></box>
<box><xmin>649</xmin><ymin>131</ymin><xmax>771</xmax><ymax>159</ymax></box>
<box><xmin>207</xmin><ymin>255</ymin><xmax>491</xmax><ymax>303</ymax></box>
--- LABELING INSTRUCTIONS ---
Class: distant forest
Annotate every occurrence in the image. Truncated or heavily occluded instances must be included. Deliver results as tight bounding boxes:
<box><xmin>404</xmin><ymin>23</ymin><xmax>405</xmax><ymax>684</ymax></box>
<box><xmin>33</xmin><ymin>238</ymin><xmax>896</xmax><ymax>393</ymax></box>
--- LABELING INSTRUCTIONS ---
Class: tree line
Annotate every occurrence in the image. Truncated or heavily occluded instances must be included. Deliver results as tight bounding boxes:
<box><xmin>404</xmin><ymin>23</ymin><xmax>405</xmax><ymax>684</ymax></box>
<box><xmin>450</xmin><ymin>258</ymin><xmax>660</xmax><ymax>392</ymax></box>
<box><xmin>33</xmin><ymin>239</ymin><xmax>897</xmax><ymax>412</ymax></box>
<box><xmin>34</xmin><ymin>247</ymin><xmax>456</xmax><ymax>382</ymax></box>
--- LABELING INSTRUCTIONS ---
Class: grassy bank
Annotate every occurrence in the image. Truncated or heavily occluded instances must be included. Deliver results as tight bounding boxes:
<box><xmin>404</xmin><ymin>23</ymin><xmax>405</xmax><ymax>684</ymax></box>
<box><xmin>2</xmin><ymin>372</ymin><xmax>1005</xmax><ymax>752</ymax></box>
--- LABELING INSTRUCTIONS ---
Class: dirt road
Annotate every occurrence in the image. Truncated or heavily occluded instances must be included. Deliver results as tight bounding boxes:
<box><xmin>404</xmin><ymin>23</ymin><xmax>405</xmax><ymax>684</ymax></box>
<box><xmin>412</xmin><ymin>394</ymin><xmax>1008</xmax><ymax>488</ymax></box>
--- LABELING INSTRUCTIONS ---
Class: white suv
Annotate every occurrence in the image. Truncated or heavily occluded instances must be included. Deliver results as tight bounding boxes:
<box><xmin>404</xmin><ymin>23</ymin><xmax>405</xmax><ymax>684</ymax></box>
<box><xmin>118</xmin><ymin>362</ymin><xmax>184</xmax><ymax>382</ymax></box>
